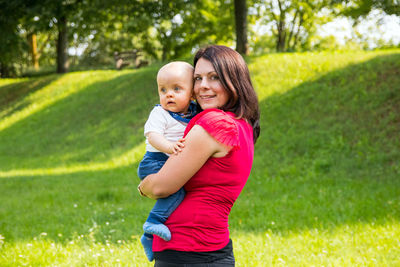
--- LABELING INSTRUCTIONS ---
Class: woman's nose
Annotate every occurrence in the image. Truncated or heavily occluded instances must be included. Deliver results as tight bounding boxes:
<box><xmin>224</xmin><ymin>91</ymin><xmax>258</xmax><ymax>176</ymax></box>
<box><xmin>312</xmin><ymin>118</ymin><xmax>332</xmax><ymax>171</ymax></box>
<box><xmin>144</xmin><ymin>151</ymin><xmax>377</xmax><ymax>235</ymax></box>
<box><xmin>200</xmin><ymin>77</ymin><xmax>209</xmax><ymax>88</ymax></box>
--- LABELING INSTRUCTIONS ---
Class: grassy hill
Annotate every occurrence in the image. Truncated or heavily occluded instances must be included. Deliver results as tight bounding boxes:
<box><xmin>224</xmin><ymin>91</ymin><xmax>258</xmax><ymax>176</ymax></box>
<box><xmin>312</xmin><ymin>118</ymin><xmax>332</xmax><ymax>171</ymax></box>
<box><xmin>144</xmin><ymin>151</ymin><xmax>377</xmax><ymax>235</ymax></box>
<box><xmin>0</xmin><ymin>50</ymin><xmax>399</xmax><ymax>266</ymax></box>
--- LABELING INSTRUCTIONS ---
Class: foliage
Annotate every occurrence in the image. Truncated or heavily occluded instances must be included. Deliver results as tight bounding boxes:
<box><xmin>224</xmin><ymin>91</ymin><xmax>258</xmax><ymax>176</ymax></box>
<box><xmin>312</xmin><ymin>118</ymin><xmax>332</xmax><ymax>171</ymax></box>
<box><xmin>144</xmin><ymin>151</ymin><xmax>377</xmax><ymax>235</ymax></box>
<box><xmin>251</xmin><ymin>0</ymin><xmax>337</xmax><ymax>52</ymax></box>
<box><xmin>337</xmin><ymin>0</ymin><xmax>400</xmax><ymax>17</ymax></box>
<box><xmin>0</xmin><ymin>0</ymin><xmax>31</xmax><ymax>77</ymax></box>
<box><xmin>1</xmin><ymin>0</ymin><xmax>399</xmax><ymax>76</ymax></box>
<box><xmin>0</xmin><ymin>50</ymin><xmax>400</xmax><ymax>265</ymax></box>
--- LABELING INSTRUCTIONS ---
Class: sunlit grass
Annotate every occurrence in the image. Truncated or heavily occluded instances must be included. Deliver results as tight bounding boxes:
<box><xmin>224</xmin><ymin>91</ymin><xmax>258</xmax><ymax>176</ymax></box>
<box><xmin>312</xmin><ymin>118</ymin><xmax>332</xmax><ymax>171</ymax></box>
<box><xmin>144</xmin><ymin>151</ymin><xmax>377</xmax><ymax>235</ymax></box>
<box><xmin>249</xmin><ymin>50</ymin><xmax>398</xmax><ymax>101</ymax></box>
<box><xmin>0</xmin><ymin>142</ymin><xmax>145</xmax><ymax>178</ymax></box>
<box><xmin>0</xmin><ymin>50</ymin><xmax>399</xmax><ymax>266</ymax></box>
<box><xmin>233</xmin><ymin>222</ymin><xmax>400</xmax><ymax>266</ymax></box>
<box><xmin>0</xmin><ymin>233</ymin><xmax>149</xmax><ymax>267</ymax></box>
<box><xmin>1</xmin><ymin>222</ymin><xmax>399</xmax><ymax>266</ymax></box>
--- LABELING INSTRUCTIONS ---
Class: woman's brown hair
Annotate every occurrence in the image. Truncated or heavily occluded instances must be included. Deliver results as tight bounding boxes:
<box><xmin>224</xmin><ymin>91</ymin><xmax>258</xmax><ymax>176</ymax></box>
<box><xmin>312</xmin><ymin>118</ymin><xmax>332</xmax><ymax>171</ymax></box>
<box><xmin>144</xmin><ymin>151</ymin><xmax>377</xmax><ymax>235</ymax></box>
<box><xmin>194</xmin><ymin>45</ymin><xmax>260</xmax><ymax>143</ymax></box>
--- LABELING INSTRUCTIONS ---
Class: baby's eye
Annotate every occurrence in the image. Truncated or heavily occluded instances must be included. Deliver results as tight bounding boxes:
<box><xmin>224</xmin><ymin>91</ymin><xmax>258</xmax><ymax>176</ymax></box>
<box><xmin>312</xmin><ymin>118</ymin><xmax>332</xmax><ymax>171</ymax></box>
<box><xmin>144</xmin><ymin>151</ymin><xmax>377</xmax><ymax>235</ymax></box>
<box><xmin>174</xmin><ymin>87</ymin><xmax>180</xmax><ymax>91</ymax></box>
<box><xmin>160</xmin><ymin>88</ymin><xmax>166</xmax><ymax>93</ymax></box>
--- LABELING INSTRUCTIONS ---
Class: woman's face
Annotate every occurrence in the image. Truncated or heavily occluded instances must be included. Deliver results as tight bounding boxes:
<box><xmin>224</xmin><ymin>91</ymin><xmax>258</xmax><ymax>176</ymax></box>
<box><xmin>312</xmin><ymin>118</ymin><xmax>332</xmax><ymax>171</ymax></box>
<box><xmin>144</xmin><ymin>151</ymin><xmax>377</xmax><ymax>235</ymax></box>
<box><xmin>194</xmin><ymin>58</ymin><xmax>229</xmax><ymax>110</ymax></box>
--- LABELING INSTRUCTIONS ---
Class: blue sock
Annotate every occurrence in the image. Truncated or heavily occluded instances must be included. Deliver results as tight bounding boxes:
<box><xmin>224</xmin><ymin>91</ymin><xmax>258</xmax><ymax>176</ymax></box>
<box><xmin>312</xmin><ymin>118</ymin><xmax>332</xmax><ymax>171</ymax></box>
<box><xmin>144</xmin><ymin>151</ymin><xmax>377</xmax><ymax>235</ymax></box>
<box><xmin>143</xmin><ymin>221</ymin><xmax>171</xmax><ymax>241</ymax></box>
<box><xmin>140</xmin><ymin>234</ymin><xmax>154</xmax><ymax>262</ymax></box>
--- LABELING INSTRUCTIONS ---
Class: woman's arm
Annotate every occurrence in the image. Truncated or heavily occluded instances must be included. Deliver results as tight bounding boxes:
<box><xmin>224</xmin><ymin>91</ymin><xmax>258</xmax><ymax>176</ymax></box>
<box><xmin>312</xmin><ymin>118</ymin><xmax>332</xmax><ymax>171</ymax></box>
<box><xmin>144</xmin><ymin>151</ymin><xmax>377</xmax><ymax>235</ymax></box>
<box><xmin>138</xmin><ymin>125</ymin><xmax>230</xmax><ymax>199</ymax></box>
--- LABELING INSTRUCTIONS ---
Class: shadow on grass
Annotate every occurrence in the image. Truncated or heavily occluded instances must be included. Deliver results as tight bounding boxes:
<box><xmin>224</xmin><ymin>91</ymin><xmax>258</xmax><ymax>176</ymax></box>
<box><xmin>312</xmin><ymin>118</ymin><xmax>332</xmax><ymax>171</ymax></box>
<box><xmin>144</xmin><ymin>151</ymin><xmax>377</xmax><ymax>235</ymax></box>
<box><xmin>0</xmin><ymin>75</ymin><xmax>60</xmax><ymax>118</ymax></box>
<box><xmin>0</xmin><ymin>54</ymin><xmax>399</xmax><ymax>244</ymax></box>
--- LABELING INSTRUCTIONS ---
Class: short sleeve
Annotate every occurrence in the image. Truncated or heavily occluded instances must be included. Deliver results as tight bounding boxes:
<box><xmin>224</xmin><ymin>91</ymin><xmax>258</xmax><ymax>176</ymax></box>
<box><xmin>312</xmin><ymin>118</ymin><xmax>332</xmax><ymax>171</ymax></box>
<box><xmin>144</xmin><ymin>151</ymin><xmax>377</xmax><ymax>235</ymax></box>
<box><xmin>144</xmin><ymin>106</ymin><xmax>168</xmax><ymax>136</ymax></box>
<box><xmin>193</xmin><ymin>109</ymin><xmax>240</xmax><ymax>149</ymax></box>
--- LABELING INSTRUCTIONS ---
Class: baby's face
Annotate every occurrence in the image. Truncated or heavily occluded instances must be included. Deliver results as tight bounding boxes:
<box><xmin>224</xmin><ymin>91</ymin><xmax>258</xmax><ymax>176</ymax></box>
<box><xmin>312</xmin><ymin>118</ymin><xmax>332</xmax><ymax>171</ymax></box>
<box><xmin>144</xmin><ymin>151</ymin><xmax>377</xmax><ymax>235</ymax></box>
<box><xmin>157</xmin><ymin>69</ymin><xmax>193</xmax><ymax>114</ymax></box>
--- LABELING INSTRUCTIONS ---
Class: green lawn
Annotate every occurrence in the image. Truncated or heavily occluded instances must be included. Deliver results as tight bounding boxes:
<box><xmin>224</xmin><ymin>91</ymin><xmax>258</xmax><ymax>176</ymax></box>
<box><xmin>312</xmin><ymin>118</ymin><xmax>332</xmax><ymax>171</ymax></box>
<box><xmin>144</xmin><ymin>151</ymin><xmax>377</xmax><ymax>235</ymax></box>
<box><xmin>0</xmin><ymin>50</ymin><xmax>399</xmax><ymax>266</ymax></box>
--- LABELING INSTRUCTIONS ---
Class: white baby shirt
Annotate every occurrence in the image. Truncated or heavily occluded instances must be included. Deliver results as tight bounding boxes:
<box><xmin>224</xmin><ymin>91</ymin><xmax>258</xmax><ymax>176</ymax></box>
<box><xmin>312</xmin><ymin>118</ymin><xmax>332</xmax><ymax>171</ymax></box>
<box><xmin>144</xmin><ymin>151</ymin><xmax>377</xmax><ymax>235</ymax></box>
<box><xmin>144</xmin><ymin>105</ymin><xmax>187</xmax><ymax>153</ymax></box>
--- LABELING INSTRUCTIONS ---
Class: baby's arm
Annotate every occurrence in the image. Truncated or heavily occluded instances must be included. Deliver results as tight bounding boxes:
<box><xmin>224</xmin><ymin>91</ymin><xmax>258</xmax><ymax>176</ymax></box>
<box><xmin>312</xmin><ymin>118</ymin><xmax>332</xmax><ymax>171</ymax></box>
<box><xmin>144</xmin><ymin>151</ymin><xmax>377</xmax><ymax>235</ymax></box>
<box><xmin>147</xmin><ymin>132</ymin><xmax>185</xmax><ymax>155</ymax></box>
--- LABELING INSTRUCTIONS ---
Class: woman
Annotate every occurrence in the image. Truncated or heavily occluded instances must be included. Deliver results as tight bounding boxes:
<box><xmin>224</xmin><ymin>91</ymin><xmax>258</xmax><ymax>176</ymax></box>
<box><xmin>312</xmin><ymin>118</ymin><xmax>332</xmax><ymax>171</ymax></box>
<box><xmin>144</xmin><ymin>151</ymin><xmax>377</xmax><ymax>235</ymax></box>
<box><xmin>138</xmin><ymin>45</ymin><xmax>260</xmax><ymax>266</ymax></box>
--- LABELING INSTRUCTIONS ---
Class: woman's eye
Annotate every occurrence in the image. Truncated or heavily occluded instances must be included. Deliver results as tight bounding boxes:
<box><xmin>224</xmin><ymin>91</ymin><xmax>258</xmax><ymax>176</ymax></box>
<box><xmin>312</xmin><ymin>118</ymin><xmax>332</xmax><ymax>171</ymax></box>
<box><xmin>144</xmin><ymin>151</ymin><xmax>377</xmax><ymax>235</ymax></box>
<box><xmin>211</xmin><ymin>75</ymin><xmax>219</xmax><ymax>80</ymax></box>
<box><xmin>194</xmin><ymin>77</ymin><xmax>201</xmax><ymax>81</ymax></box>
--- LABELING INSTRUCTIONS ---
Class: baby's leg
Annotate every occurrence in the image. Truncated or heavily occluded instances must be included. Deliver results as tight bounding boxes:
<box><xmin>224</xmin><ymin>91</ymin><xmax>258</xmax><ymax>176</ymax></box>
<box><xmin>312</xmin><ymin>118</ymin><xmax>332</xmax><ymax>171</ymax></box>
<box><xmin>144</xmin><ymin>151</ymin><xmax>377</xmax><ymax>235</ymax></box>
<box><xmin>137</xmin><ymin>152</ymin><xmax>169</xmax><ymax>261</ymax></box>
<box><xmin>140</xmin><ymin>233</ymin><xmax>154</xmax><ymax>261</ymax></box>
<box><xmin>147</xmin><ymin>188</ymin><xmax>185</xmax><ymax>223</ymax></box>
<box><xmin>144</xmin><ymin>188</ymin><xmax>185</xmax><ymax>241</ymax></box>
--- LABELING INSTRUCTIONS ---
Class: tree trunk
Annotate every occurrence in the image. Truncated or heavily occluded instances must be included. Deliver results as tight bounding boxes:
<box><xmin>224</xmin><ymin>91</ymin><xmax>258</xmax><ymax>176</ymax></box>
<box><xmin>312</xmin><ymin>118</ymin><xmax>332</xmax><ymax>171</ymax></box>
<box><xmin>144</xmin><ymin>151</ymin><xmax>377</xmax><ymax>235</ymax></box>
<box><xmin>286</xmin><ymin>10</ymin><xmax>298</xmax><ymax>51</ymax></box>
<box><xmin>276</xmin><ymin>19</ymin><xmax>286</xmax><ymax>52</ymax></box>
<box><xmin>234</xmin><ymin>0</ymin><xmax>248</xmax><ymax>55</ymax></box>
<box><xmin>291</xmin><ymin>13</ymin><xmax>303</xmax><ymax>50</ymax></box>
<box><xmin>28</xmin><ymin>33</ymin><xmax>39</xmax><ymax>70</ymax></box>
<box><xmin>57</xmin><ymin>15</ymin><xmax>69</xmax><ymax>73</ymax></box>
<box><xmin>276</xmin><ymin>0</ymin><xmax>286</xmax><ymax>52</ymax></box>
<box><xmin>0</xmin><ymin>61</ymin><xmax>15</xmax><ymax>78</ymax></box>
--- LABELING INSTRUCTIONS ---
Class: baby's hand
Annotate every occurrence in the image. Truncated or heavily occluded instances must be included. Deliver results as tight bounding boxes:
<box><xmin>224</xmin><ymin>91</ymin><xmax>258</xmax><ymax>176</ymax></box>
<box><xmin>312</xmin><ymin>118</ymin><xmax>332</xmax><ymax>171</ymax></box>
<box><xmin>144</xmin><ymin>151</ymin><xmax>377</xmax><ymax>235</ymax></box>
<box><xmin>171</xmin><ymin>138</ymin><xmax>185</xmax><ymax>155</ymax></box>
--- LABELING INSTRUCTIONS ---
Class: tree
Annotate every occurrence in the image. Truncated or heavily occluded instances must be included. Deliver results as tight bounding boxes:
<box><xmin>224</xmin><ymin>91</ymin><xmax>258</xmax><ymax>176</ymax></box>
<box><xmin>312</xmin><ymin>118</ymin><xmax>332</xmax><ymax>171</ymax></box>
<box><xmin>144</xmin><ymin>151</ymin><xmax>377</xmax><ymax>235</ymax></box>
<box><xmin>132</xmin><ymin>0</ymin><xmax>235</xmax><ymax>61</ymax></box>
<box><xmin>254</xmin><ymin>0</ymin><xmax>333</xmax><ymax>52</ymax></box>
<box><xmin>0</xmin><ymin>0</ymin><xmax>31</xmax><ymax>77</ymax></box>
<box><xmin>337</xmin><ymin>0</ymin><xmax>400</xmax><ymax>17</ymax></box>
<box><xmin>19</xmin><ymin>0</ymin><xmax>118</xmax><ymax>73</ymax></box>
<box><xmin>235</xmin><ymin>0</ymin><xmax>249</xmax><ymax>55</ymax></box>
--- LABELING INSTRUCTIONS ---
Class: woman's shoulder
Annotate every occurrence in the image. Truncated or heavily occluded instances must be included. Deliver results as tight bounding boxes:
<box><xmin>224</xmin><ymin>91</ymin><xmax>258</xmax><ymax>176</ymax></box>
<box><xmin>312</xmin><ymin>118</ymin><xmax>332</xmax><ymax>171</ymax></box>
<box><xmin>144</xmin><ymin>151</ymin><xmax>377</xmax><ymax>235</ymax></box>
<box><xmin>193</xmin><ymin>108</ymin><xmax>235</xmax><ymax>122</ymax></box>
<box><xmin>186</xmin><ymin>109</ymin><xmax>239</xmax><ymax>148</ymax></box>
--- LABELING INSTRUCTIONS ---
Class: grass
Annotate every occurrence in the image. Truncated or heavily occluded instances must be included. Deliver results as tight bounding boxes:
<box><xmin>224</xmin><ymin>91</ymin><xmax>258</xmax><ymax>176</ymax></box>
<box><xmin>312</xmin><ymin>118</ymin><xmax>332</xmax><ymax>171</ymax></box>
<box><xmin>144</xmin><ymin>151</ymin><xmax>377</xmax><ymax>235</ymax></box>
<box><xmin>0</xmin><ymin>49</ymin><xmax>399</xmax><ymax>266</ymax></box>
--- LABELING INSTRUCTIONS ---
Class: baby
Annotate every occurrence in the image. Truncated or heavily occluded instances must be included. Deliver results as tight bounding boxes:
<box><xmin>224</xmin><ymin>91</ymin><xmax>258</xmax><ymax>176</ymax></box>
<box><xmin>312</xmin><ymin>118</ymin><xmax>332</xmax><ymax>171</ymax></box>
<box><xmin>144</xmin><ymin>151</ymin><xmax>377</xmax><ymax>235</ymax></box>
<box><xmin>137</xmin><ymin>61</ymin><xmax>197</xmax><ymax>261</ymax></box>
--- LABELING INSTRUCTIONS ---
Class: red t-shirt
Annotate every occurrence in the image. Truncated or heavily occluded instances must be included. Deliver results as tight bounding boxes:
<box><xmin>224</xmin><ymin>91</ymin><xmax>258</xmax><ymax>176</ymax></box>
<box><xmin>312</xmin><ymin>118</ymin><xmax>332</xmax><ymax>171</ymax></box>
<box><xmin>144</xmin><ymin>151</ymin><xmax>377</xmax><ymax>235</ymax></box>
<box><xmin>153</xmin><ymin>109</ymin><xmax>254</xmax><ymax>252</ymax></box>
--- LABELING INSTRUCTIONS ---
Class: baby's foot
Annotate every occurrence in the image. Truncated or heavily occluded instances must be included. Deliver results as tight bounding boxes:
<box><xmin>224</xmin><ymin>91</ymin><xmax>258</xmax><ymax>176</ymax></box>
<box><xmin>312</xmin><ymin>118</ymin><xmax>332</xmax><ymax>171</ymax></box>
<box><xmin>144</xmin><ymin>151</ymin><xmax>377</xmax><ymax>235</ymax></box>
<box><xmin>140</xmin><ymin>234</ymin><xmax>154</xmax><ymax>262</ymax></box>
<box><xmin>143</xmin><ymin>222</ymin><xmax>171</xmax><ymax>241</ymax></box>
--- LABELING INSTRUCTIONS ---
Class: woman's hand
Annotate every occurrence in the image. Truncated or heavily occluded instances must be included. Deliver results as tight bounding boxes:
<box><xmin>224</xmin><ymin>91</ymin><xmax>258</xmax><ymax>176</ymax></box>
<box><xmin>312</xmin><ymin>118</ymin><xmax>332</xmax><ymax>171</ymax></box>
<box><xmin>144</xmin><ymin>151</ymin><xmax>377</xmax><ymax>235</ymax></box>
<box><xmin>138</xmin><ymin>125</ymin><xmax>230</xmax><ymax>199</ymax></box>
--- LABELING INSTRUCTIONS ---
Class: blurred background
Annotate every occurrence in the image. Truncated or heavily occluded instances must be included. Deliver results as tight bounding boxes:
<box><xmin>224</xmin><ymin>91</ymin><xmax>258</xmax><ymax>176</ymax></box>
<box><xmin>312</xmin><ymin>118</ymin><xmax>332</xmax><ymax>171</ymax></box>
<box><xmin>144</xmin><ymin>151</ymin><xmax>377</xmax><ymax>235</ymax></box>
<box><xmin>1</xmin><ymin>0</ymin><xmax>399</xmax><ymax>77</ymax></box>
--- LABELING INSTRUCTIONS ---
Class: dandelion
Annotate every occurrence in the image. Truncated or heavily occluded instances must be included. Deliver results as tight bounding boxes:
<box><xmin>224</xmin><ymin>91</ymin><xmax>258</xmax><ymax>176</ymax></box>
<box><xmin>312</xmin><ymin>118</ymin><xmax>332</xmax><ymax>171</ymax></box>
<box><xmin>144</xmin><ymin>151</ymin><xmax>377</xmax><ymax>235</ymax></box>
<box><xmin>106</xmin><ymin>222</ymin><xmax>110</xmax><ymax>226</ymax></box>
<box><xmin>58</xmin><ymin>233</ymin><xmax>63</xmax><ymax>237</ymax></box>
<box><xmin>40</xmin><ymin>232</ymin><xmax>47</xmax><ymax>236</ymax></box>
<box><xmin>74</xmin><ymin>204</ymin><xmax>78</xmax><ymax>208</ymax></box>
